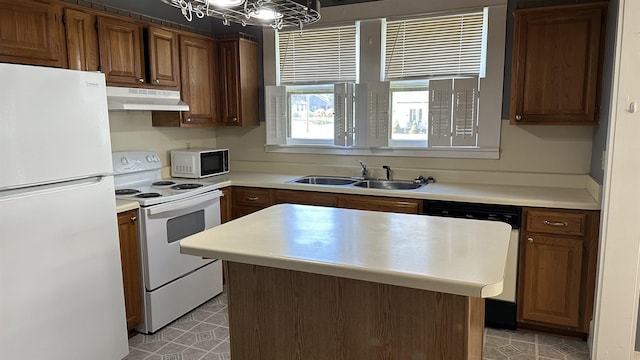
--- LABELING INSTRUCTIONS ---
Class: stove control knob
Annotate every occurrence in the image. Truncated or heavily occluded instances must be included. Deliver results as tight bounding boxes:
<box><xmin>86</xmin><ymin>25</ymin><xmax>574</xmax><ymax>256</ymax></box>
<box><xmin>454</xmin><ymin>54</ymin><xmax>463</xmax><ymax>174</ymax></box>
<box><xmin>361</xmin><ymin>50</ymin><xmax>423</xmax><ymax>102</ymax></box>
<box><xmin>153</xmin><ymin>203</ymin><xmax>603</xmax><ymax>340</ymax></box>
<box><xmin>146</xmin><ymin>155</ymin><xmax>153</xmax><ymax>162</ymax></box>
<box><xmin>120</xmin><ymin>157</ymin><xmax>129</xmax><ymax>165</ymax></box>
<box><xmin>153</xmin><ymin>154</ymin><xmax>160</xmax><ymax>162</ymax></box>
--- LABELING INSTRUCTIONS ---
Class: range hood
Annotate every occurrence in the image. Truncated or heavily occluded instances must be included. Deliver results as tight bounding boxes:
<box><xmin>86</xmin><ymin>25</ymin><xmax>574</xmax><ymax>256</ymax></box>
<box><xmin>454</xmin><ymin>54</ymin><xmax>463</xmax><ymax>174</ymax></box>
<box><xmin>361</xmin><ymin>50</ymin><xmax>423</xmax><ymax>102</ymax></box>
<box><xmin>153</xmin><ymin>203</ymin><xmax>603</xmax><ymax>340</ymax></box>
<box><xmin>106</xmin><ymin>86</ymin><xmax>189</xmax><ymax>111</ymax></box>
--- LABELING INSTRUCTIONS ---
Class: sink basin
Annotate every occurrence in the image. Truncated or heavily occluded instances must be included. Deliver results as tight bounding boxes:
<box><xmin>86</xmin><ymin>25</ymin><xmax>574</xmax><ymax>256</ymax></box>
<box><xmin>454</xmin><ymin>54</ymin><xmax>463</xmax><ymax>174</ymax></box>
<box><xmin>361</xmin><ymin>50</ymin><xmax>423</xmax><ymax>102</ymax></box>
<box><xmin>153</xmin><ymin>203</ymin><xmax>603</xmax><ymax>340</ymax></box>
<box><xmin>292</xmin><ymin>176</ymin><xmax>358</xmax><ymax>186</ymax></box>
<box><xmin>352</xmin><ymin>180</ymin><xmax>425</xmax><ymax>190</ymax></box>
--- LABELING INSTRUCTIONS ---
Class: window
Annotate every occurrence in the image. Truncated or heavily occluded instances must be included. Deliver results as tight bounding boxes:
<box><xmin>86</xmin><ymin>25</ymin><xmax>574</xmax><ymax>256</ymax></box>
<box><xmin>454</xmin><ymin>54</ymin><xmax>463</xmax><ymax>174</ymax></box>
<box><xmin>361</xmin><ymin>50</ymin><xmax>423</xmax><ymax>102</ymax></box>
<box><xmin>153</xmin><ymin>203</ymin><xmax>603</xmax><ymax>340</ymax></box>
<box><xmin>382</xmin><ymin>11</ymin><xmax>485</xmax><ymax>148</ymax></box>
<box><xmin>267</xmin><ymin>24</ymin><xmax>357</xmax><ymax>146</ymax></box>
<box><xmin>266</xmin><ymin>6</ymin><xmax>506</xmax><ymax>159</ymax></box>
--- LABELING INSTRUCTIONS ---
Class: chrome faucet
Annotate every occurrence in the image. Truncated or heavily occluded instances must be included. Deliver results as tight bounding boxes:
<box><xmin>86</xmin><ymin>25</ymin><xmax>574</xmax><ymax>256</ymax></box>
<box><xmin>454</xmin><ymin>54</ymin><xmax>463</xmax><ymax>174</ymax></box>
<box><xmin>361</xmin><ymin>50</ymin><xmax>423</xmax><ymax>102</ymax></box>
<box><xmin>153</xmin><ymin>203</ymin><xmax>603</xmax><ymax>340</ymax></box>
<box><xmin>383</xmin><ymin>165</ymin><xmax>392</xmax><ymax>180</ymax></box>
<box><xmin>359</xmin><ymin>161</ymin><xmax>368</xmax><ymax>179</ymax></box>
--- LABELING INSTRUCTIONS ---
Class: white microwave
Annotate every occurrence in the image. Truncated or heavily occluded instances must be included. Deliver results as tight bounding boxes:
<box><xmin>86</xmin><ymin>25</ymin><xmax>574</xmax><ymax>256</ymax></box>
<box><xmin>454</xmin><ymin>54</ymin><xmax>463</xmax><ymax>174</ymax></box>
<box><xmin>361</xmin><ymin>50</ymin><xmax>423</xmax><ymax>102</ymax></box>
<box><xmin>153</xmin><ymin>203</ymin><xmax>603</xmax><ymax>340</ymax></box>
<box><xmin>171</xmin><ymin>148</ymin><xmax>229</xmax><ymax>178</ymax></box>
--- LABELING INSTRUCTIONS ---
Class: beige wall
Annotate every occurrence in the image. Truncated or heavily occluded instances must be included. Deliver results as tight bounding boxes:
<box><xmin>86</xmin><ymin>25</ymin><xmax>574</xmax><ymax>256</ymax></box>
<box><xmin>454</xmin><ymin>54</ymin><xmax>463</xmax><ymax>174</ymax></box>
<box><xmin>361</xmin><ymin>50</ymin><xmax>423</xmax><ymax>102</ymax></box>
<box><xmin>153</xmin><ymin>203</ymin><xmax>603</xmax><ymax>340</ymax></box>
<box><xmin>215</xmin><ymin>120</ymin><xmax>594</xmax><ymax>186</ymax></box>
<box><xmin>108</xmin><ymin>111</ymin><xmax>217</xmax><ymax>167</ymax></box>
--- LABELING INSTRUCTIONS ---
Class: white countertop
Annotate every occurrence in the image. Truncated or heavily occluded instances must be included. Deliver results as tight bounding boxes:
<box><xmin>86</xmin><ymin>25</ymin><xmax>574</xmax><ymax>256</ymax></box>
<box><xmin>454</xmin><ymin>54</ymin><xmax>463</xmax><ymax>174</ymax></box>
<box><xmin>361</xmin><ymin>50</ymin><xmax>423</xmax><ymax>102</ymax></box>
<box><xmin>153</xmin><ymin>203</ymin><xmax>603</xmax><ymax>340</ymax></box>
<box><xmin>116</xmin><ymin>199</ymin><xmax>139</xmax><ymax>213</ymax></box>
<box><xmin>219</xmin><ymin>172</ymin><xmax>600</xmax><ymax>210</ymax></box>
<box><xmin>180</xmin><ymin>204</ymin><xmax>512</xmax><ymax>298</ymax></box>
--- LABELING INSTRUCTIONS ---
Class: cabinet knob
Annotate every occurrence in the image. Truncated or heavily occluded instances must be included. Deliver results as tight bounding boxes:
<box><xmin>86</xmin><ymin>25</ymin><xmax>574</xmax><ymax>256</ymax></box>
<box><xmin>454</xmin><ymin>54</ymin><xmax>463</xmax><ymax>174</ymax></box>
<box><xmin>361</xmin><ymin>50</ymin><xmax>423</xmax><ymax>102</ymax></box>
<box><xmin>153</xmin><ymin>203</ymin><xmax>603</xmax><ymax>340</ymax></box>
<box><xmin>138</xmin><ymin>78</ymin><xmax>145</xmax><ymax>83</ymax></box>
<box><xmin>130</xmin><ymin>216</ymin><xmax>137</xmax><ymax>222</ymax></box>
<box><xmin>515</xmin><ymin>115</ymin><xmax>522</xmax><ymax>121</ymax></box>
<box><xmin>232</xmin><ymin>117</ymin><xmax>239</xmax><ymax>123</ymax></box>
<box><xmin>154</xmin><ymin>79</ymin><xmax>160</xmax><ymax>84</ymax></box>
<box><xmin>247</xmin><ymin>196</ymin><xmax>259</xmax><ymax>201</ymax></box>
<box><xmin>527</xmin><ymin>237</ymin><xmax>534</xmax><ymax>243</ymax></box>
<box><xmin>186</xmin><ymin>118</ymin><xmax>192</xmax><ymax>122</ymax></box>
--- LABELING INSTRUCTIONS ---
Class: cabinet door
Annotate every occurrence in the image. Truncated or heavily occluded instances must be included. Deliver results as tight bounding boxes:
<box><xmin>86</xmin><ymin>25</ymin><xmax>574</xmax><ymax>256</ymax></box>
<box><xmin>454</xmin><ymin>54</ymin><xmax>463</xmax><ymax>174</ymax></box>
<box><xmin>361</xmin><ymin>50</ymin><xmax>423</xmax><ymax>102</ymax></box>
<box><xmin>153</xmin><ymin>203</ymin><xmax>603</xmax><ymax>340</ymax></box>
<box><xmin>519</xmin><ymin>234</ymin><xmax>583</xmax><ymax>328</ymax></box>
<box><xmin>179</xmin><ymin>36</ymin><xmax>219</xmax><ymax>126</ymax></box>
<box><xmin>220</xmin><ymin>187</ymin><xmax>233</xmax><ymax>223</ymax></box>
<box><xmin>219</xmin><ymin>38</ymin><xmax>259</xmax><ymax>126</ymax></box>
<box><xmin>509</xmin><ymin>3</ymin><xmax>605</xmax><ymax>125</ymax></box>
<box><xmin>97</xmin><ymin>16</ymin><xmax>145</xmax><ymax>86</ymax></box>
<box><xmin>0</xmin><ymin>0</ymin><xmax>66</xmax><ymax>67</ymax></box>
<box><xmin>117</xmin><ymin>210</ymin><xmax>143</xmax><ymax>331</ymax></box>
<box><xmin>339</xmin><ymin>194</ymin><xmax>421</xmax><ymax>214</ymax></box>
<box><xmin>147</xmin><ymin>26</ymin><xmax>180</xmax><ymax>89</ymax></box>
<box><xmin>64</xmin><ymin>8</ymin><xmax>99</xmax><ymax>71</ymax></box>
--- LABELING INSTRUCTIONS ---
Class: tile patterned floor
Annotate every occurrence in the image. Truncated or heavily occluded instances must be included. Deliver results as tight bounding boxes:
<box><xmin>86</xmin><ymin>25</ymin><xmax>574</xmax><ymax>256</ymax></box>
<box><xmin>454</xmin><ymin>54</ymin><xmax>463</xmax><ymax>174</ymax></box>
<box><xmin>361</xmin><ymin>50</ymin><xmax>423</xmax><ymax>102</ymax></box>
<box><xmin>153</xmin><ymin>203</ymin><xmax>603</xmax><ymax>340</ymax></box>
<box><xmin>124</xmin><ymin>291</ymin><xmax>590</xmax><ymax>360</ymax></box>
<box><xmin>483</xmin><ymin>328</ymin><xmax>590</xmax><ymax>360</ymax></box>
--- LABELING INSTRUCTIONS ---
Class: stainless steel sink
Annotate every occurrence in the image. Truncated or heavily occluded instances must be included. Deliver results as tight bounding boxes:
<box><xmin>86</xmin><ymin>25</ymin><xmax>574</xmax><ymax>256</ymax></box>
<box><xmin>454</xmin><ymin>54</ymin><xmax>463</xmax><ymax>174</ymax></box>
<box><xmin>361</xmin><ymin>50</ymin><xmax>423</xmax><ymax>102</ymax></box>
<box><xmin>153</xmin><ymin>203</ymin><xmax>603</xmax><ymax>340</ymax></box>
<box><xmin>292</xmin><ymin>176</ymin><xmax>358</xmax><ymax>186</ymax></box>
<box><xmin>352</xmin><ymin>180</ymin><xmax>425</xmax><ymax>190</ymax></box>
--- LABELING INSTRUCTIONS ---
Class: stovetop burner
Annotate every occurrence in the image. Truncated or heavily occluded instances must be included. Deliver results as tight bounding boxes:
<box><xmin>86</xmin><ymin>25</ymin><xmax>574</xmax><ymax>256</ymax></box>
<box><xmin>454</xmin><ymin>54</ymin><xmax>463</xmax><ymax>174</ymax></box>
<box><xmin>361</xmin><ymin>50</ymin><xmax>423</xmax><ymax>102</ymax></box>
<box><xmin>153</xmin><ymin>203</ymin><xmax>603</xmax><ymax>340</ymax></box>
<box><xmin>136</xmin><ymin>192</ymin><xmax>162</xmax><ymax>198</ymax></box>
<box><xmin>116</xmin><ymin>189</ymin><xmax>141</xmax><ymax>196</ymax></box>
<box><xmin>152</xmin><ymin>181</ymin><xmax>176</xmax><ymax>187</ymax></box>
<box><xmin>171</xmin><ymin>183</ymin><xmax>204</xmax><ymax>190</ymax></box>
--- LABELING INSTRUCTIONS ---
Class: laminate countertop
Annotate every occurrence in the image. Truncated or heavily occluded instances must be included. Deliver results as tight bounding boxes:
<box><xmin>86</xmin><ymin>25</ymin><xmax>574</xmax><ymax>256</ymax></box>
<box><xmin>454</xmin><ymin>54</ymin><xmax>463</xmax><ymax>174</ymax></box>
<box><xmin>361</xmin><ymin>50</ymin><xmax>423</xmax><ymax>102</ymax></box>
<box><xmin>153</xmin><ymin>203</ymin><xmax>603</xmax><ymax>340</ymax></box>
<box><xmin>116</xmin><ymin>199</ymin><xmax>139</xmax><ymax>213</ymax></box>
<box><xmin>180</xmin><ymin>204</ymin><xmax>512</xmax><ymax>298</ymax></box>
<box><xmin>201</xmin><ymin>172</ymin><xmax>600</xmax><ymax>210</ymax></box>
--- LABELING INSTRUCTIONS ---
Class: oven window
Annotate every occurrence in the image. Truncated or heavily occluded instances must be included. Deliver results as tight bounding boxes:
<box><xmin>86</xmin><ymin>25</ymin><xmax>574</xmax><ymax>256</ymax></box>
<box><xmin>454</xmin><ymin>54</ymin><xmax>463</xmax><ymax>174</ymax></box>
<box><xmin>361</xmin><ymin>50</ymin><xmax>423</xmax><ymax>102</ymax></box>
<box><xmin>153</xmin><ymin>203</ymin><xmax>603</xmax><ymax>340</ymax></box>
<box><xmin>166</xmin><ymin>210</ymin><xmax>205</xmax><ymax>244</ymax></box>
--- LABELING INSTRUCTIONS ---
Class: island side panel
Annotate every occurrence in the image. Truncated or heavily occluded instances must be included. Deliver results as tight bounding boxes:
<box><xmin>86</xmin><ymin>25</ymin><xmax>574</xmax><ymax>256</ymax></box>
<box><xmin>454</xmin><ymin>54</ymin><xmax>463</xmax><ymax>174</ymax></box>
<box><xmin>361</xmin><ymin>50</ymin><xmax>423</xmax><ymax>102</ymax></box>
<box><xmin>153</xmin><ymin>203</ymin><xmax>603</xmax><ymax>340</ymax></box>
<box><xmin>225</xmin><ymin>261</ymin><xmax>484</xmax><ymax>360</ymax></box>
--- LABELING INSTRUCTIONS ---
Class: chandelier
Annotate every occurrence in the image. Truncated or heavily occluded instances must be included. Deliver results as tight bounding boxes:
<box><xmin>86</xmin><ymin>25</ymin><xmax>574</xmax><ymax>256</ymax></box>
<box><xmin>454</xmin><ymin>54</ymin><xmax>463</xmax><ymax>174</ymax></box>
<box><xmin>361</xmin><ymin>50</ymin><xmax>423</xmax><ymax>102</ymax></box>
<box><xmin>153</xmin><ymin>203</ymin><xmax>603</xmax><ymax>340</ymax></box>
<box><xmin>160</xmin><ymin>0</ymin><xmax>321</xmax><ymax>30</ymax></box>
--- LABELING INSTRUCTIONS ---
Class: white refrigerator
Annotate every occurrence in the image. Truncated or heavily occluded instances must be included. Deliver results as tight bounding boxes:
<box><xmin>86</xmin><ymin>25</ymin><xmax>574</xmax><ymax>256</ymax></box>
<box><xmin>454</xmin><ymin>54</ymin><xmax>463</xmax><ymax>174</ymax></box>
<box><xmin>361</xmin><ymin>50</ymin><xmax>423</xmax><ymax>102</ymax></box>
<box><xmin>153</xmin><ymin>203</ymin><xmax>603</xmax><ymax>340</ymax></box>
<box><xmin>0</xmin><ymin>64</ymin><xmax>129</xmax><ymax>359</ymax></box>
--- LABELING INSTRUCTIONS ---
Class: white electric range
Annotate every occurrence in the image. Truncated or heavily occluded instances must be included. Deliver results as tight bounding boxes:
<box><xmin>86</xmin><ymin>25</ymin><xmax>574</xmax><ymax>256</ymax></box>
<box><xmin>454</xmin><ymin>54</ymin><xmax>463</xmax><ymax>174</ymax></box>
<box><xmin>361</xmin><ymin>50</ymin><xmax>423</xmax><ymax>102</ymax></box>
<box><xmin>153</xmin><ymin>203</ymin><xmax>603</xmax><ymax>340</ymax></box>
<box><xmin>113</xmin><ymin>151</ymin><xmax>224</xmax><ymax>334</ymax></box>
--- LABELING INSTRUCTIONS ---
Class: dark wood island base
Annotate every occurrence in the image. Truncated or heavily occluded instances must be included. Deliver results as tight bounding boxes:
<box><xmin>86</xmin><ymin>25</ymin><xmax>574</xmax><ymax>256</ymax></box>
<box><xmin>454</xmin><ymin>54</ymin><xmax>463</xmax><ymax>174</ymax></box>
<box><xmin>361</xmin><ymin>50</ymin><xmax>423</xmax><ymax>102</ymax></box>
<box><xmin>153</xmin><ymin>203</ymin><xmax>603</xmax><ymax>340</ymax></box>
<box><xmin>225</xmin><ymin>261</ymin><xmax>485</xmax><ymax>360</ymax></box>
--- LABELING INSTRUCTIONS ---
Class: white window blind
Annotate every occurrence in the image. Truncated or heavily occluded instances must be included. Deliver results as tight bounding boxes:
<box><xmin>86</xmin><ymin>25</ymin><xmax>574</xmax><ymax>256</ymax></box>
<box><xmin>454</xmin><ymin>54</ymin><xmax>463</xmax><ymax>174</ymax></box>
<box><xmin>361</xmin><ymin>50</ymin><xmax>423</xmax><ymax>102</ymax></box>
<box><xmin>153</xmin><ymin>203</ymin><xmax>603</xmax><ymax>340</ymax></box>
<box><xmin>384</xmin><ymin>11</ymin><xmax>485</xmax><ymax>80</ymax></box>
<box><xmin>278</xmin><ymin>25</ymin><xmax>357</xmax><ymax>84</ymax></box>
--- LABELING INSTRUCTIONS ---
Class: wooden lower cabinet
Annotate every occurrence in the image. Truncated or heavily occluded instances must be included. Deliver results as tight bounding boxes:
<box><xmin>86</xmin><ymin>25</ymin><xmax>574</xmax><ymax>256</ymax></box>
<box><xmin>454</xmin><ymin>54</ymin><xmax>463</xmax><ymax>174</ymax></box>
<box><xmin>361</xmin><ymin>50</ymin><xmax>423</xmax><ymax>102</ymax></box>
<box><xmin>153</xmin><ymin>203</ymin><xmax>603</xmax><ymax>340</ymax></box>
<box><xmin>339</xmin><ymin>194</ymin><xmax>421</xmax><ymax>214</ymax></box>
<box><xmin>273</xmin><ymin>189</ymin><xmax>339</xmax><ymax>207</ymax></box>
<box><xmin>231</xmin><ymin>187</ymin><xmax>272</xmax><ymax>219</ymax></box>
<box><xmin>518</xmin><ymin>207</ymin><xmax>599</xmax><ymax>335</ymax></box>
<box><xmin>520</xmin><ymin>235</ymin><xmax>583</xmax><ymax>328</ymax></box>
<box><xmin>117</xmin><ymin>209</ymin><xmax>143</xmax><ymax>332</ymax></box>
<box><xmin>230</xmin><ymin>187</ymin><xmax>422</xmax><ymax>220</ymax></box>
<box><xmin>220</xmin><ymin>187</ymin><xmax>233</xmax><ymax>223</ymax></box>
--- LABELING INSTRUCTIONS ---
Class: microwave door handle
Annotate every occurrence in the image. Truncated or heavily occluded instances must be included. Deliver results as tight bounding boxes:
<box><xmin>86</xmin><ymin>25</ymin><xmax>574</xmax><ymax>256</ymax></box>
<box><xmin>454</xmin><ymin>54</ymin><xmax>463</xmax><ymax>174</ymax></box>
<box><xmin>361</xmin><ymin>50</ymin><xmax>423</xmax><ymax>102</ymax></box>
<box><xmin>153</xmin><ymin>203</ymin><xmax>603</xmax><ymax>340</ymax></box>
<box><xmin>147</xmin><ymin>190</ymin><xmax>223</xmax><ymax>216</ymax></box>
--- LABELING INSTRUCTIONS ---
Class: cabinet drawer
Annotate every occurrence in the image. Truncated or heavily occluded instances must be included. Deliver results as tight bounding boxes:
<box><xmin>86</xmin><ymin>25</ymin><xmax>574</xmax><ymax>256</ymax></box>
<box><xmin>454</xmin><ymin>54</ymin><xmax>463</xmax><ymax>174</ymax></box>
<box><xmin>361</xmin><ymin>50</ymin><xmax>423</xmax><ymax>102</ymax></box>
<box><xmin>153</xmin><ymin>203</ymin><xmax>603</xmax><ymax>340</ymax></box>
<box><xmin>233</xmin><ymin>187</ymin><xmax>271</xmax><ymax>207</ymax></box>
<box><xmin>525</xmin><ymin>209</ymin><xmax>587</xmax><ymax>236</ymax></box>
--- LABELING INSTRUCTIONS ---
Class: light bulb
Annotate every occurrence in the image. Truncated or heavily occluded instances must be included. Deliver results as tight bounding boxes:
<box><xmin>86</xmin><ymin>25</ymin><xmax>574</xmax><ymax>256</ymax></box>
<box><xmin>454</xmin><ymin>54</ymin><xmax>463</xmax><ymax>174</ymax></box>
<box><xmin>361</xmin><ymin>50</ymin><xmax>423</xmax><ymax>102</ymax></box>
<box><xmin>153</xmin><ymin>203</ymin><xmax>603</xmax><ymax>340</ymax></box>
<box><xmin>249</xmin><ymin>7</ymin><xmax>283</xmax><ymax>20</ymax></box>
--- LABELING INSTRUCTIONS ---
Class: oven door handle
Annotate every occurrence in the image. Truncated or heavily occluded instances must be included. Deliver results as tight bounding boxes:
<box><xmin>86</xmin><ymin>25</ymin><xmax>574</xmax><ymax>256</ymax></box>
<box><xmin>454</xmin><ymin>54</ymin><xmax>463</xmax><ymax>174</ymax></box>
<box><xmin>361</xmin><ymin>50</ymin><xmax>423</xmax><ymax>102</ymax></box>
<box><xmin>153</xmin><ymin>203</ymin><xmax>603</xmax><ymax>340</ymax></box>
<box><xmin>147</xmin><ymin>190</ymin><xmax>223</xmax><ymax>216</ymax></box>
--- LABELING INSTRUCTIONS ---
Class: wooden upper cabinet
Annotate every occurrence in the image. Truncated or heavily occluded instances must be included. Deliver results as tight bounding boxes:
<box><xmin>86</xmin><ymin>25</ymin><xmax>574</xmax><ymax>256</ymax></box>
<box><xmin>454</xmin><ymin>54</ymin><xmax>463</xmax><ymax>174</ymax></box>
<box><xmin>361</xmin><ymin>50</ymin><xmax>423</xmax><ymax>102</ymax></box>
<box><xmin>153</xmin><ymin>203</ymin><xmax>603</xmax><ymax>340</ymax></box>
<box><xmin>97</xmin><ymin>16</ymin><xmax>145</xmax><ymax>86</ymax></box>
<box><xmin>0</xmin><ymin>0</ymin><xmax>66</xmax><ymax>67</ymax></box>
<box><xmin>180</xmin><ymin>36</ymin><xmax>218</xmax><ymax>125</ymax></box>
<box><xmin>147</xmin><ymin>26</ymin><xmax>180</xmax><ymax>88</ymax></box>
<box><xmin>218</xmin><ymin>38</ymin><xmax>259</xmax><ymax>126</ymax></box>
<box><xmin>64</xmin><ymin>8</ymin><xmax>99</xmax><ymax>71</ymax></box>
<box><xmin>153</xmin><ymin>35</ymin><xmax>218</xmax><ymax>127</ymax></box>
<box><xmin>509</xmin><ymin>2</ymin><xmax>607</xmax><ymax>125</ymax></box>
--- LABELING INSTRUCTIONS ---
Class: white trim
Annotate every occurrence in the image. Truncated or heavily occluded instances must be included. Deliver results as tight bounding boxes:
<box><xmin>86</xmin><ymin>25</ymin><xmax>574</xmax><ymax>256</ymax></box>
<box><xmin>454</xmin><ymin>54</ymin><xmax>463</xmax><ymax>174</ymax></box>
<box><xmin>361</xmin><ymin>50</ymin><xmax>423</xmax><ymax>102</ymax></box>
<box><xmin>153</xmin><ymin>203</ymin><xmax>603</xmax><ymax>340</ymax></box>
<box><xmin>585</xmin><ymin>175</ymin><xmax>602</xmax><ymax>206</ymax></box>
<box><xmin>264</xmin><ymin>144</ymin><xmax>499</xmax><ymax>159</ymax></box>
<box><xmin>591</xmin><ymin>0</ymin><xmax>640</xmax><ymax>358</ymax></box>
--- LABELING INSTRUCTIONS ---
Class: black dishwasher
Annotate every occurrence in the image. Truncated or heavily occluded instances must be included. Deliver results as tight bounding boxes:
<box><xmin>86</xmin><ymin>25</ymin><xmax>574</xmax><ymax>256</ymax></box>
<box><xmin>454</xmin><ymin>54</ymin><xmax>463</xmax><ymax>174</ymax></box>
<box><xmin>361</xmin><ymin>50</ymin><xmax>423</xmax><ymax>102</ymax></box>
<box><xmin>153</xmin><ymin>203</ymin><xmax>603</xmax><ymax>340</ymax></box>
<box><xmin>422</xmin><ymin>199</ymin><xmax>522</xmax><ymax>330</ymax></box>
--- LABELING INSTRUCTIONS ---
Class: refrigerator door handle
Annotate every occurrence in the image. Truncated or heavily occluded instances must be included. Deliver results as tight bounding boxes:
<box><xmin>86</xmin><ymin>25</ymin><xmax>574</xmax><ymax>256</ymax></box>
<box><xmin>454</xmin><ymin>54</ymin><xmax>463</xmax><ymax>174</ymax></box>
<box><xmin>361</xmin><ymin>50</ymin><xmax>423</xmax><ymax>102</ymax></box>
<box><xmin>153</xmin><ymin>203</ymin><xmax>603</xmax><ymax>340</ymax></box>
<box><xmin>0</xmin><ymin>176</ymin><xmax>106</xmax><ymax>200</ymax></box>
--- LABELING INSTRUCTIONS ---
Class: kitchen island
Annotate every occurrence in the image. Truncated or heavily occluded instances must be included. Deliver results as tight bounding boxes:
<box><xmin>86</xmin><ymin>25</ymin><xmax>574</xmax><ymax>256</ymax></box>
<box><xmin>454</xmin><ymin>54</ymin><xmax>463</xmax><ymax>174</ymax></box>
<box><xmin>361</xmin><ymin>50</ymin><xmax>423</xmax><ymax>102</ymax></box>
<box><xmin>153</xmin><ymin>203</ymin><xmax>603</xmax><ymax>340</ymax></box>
<box><xmin>180</xmin><ymin>204</ymin><xmax>512</xmax><ymax>359</ymax></box>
